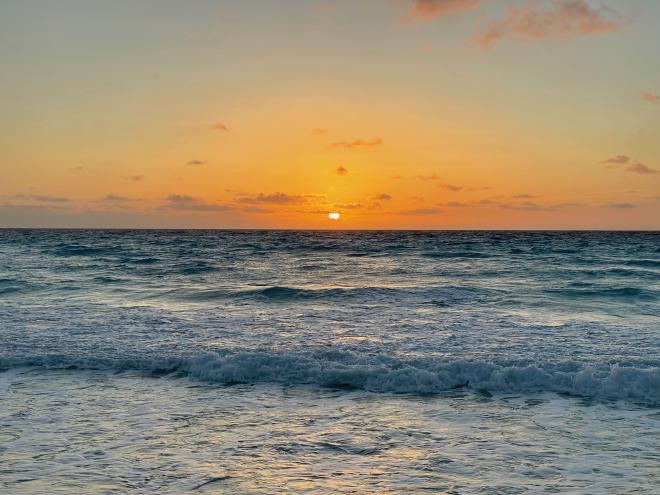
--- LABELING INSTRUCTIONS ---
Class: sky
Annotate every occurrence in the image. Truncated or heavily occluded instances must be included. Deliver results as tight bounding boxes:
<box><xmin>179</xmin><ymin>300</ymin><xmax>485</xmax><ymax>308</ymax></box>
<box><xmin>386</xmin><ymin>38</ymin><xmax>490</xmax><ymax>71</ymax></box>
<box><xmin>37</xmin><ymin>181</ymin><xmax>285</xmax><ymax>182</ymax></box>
<box><xmin>1</xmin><ymin>0</ymin><xmax>659</xmax><ymax>229</ymax></box>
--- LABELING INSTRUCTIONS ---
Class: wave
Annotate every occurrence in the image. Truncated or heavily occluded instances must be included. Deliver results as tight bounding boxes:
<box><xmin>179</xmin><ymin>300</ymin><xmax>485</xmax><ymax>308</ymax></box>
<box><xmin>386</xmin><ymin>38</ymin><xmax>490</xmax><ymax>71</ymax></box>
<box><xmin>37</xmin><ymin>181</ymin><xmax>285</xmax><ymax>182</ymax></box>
<box><xmin>544</xmin><ymin>287</ymin><xmax>657</xmax><ymax>301</ymax></box>
<box><xmin>625</xmin><ymin>259</ymin><xmax>660</xmax><ymax>269</ymax></box>
<box><xmin>423</xmin><ymin>251</ymin><xmax>491</xmax><ymax>259</ymax></box>
<box><xmin>2</xmin><ymin>350</ymin><xmax>658</xmax><ymax>406</ymax></box>
<box><xmin>158</xmin><ymin>285</ymin><xmax>493</xmax><ymax>303</ymax></box>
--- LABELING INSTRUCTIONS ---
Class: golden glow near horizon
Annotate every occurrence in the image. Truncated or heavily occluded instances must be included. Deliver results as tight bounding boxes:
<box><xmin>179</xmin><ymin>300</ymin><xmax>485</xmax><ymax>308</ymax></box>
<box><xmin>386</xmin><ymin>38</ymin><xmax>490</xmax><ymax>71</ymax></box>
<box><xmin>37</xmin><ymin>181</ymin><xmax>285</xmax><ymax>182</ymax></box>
<box><xmin>1</xmin><ymin>1</ymin><xmax>659</xmax><ymax>229</ymax></box>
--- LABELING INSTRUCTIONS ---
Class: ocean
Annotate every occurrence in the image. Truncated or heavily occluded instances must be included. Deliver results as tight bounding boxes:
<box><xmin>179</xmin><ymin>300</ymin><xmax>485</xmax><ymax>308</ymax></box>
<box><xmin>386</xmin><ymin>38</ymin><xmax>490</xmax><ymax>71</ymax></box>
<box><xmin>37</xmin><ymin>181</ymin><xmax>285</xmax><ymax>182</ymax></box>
<box><xmin>1</xmin><ymin>230</ymin><xmax>658</xmax><ymax>493</ymax></box>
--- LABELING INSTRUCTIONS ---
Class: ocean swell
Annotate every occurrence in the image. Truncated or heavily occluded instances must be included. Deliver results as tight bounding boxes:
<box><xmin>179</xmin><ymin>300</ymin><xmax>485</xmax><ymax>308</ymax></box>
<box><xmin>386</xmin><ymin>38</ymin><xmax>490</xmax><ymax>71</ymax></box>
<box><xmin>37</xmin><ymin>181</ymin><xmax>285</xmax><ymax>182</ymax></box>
<box><xmin>2</xmin><ymin>350</ymin><xmax>658</xmax><ymax>406</ymax></box>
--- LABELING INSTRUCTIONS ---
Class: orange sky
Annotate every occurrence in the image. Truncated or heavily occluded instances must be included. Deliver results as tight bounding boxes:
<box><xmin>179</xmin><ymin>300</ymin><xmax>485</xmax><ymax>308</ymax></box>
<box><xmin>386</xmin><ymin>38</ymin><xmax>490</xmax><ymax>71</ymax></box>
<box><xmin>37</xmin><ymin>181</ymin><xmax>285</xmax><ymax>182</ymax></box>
<box><xmin>1</xmin><ymin>0</ymin><xmax>659</xmax><ymax>229</ymax></box>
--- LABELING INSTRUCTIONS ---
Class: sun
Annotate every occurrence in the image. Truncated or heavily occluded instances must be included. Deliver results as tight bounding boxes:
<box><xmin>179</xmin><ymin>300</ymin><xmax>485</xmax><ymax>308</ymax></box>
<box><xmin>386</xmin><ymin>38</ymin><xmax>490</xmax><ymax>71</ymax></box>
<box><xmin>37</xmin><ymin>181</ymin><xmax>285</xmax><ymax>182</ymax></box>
<box><xmin>328</xmin><ymin>212</ymin><xmax>340</xmax><ymax>220</ymax></box>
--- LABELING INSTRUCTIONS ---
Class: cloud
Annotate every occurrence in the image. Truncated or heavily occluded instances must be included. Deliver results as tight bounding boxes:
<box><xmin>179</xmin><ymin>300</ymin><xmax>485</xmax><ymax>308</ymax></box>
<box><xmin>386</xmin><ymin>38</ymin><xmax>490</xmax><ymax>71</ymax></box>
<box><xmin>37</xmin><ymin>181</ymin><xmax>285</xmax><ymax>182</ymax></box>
<box><xmin>606</xmin><ymin>202</ymin><xmax>636</xmax><ymax>209</ymax></box>
<box><xmin>312</xmin><ymin>128</ymin><xmax>328</xmax><ymax>134</ymax></box>
<box><xmin>335</xmin><ymin>166</ymin><xmax>349</xmax><ymax>176</ymax></box>
<box><xmin>373</xmin><ymin>193</ymin><xmax>392</xmax><ymax>201</ymax></box>
<box><xmin>438</xmin><ymin>183</ymin><xmax>463</xmax><ymax>191</ymax></box>
<box><xmin>602</xmin><ymin>155</ymin><xmax>657</xmax><ymax>174</ymax></box>
<box><xmin>552</xmin><ymin>202</ymin><xmax>587</xmax><ymax>209</ymax></box>
<box><xmin>237</xmin><ymin>192</ymin><xmax>313</xmax><ymax>205</ymax></box>
<box><xmin>397</xmin><ymin>207</ymin><xmax>443</xmax><ymax>215</ymax></box>
<box><xmin>602</xmin><ymin>155</ymin><xmax>630</xmax><ymax>165</ymax></box>
<box><xmin>406</xmin><ymin>0</ymin><xmax>482</xmax><ymax>22</ymax></box>
<box><xmin>443</xmin><ymin>198</ymin><xmax>587</xmax><ymax>211</ymax></box>
<box><xmin>0</xmin><ymin>203</ymin><xmax>70</xmax><ymax>212</ymax></box>
<box><xmin>641</xmin><ymin>91</ymin><xmax>660</xmax><ymax>103</ymax></box>
<box><xmin>6</xmin><ymin>194</ymin><xmax>72</xmax><ymax>203</ymax></box>
<box><xmin>498</xmin><ymin>200</ymin><xmax>546</xmax><ymax>211</ymax></box>
<box><xmin>164</xmin><ymin>194</ymin><xmax>231</xmax><ymax>212</ymax></box>
<box><xmin>101</xmin><ymin>194</ymin><xmax>135</xmax><ymax>202</ymax></box>
<box><xmin>477</xmin><ymin>0</ymin><xmax>620</xmax><ymax>48</ymax></box>
<box><xmin>333</xmin><ymin>202</ymin><xmax>363</xmax><ymax>210</ymax></box>
<box><xmin>331</xmin><ymin>138</ymin><xmax>383</xmax><ymax>149</ymax></box>
<box><xmin>391</xmin><ymin>175</ymin><xmax>403</xmax><ymax>180</ymax></box>
<box><xmin>626</xmin><ymin>162</ymin><xmax>657</xmax><ymax>174</ymax></box>
<box><xmin>187</xmin><ymin>160</ymin><xmax>207</xmax><ymax>166</ymax></box>
<box><xmin>511</xmin><ymin>194</ymin><xmax>535</xmax><ymax>199</ymax></box>
<box><xmin>123</xmin><ymin>175</ymin><xmax>144</xmax><ymax>182</ymax></box>
<box><xmin>211</xmin><ymin>122</ymin><xmax>229</xmax><ymax>132</ymax></box>
<box><xmin>417</xmin><ymin>173</ymin><xmax>440</xmax><ymax>181</ymax></box>
<box><xmin>240</xmin><ymin>206</ymin><xmax>274</xmax><ymax>214</ymax></box>
<box><xmin>415</xmin><ymin>174</ymin><xmax>462</xmax><ymax>190</ymax></box>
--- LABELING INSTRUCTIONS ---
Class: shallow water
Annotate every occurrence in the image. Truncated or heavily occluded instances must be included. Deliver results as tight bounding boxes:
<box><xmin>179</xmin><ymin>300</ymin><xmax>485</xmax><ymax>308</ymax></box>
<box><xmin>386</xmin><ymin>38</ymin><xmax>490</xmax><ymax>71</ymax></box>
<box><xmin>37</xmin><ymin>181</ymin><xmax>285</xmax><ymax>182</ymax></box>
<box><xmin>0</xmin><ymin>230</ymin><xmax>659</xmax><ymax>493</ymax></box>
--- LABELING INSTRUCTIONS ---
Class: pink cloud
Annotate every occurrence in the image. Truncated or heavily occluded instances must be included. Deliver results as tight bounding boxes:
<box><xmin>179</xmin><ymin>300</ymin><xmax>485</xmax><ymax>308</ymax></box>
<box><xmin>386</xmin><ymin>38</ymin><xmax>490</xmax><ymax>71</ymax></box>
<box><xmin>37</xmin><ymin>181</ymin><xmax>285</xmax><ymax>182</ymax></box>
<box><xmin>641</xmin><ymin>91</ymin><xmax>660</xmax><ymax>103</ymax></box>
<box><xmin>626</xmin><ymin>163</ymin><xmax>658</xmax><ymax>175</ymax></box>
<box><xmin>406</xmin><ymin>0</ymin><xmax>482</xmax><ymax>22</ymax></box>
<box><xmin>477</xmin><ymin>0</ymin><xmax>620</xmax><ymax>48</ymax></box>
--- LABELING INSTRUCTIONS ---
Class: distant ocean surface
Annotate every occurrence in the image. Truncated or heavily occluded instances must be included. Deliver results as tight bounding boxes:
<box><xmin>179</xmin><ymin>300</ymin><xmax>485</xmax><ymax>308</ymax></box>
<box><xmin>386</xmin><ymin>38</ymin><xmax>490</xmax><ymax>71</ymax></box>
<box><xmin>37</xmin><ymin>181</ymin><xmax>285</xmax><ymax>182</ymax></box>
<box><xmin>1</xmin><ymin>230</ymin><xmax>659</xmax><ymax>493</ymax></box>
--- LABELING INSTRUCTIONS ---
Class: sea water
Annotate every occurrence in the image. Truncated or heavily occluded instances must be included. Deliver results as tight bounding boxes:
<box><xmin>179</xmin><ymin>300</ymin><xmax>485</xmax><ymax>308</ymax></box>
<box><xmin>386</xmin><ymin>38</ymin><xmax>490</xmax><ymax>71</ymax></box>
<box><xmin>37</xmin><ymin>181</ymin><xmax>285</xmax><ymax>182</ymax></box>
<box><xmin>0</xmin><ymin>230</ymin><xmax>658</xmax><ymax>493</ymax></box>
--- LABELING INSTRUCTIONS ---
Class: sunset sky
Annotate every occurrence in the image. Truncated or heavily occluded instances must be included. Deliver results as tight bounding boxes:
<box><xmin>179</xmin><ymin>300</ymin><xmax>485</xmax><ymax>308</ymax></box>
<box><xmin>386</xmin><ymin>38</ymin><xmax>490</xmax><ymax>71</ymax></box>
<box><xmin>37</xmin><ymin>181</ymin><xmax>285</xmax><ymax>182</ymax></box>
<box><xmin>1</xmin><ymin>0</ymin><xmax>659</xmax><ymax>229</ymax></box>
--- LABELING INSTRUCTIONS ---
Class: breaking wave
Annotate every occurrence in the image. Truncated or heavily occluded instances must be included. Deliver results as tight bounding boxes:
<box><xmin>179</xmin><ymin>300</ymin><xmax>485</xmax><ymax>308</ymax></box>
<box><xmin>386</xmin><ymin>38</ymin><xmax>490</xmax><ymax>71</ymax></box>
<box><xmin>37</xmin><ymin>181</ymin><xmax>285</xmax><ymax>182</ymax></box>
<box><xmin>2</xmin><ymin>350</ymin><xmax>658</xmax><ymax>406</ymax></box>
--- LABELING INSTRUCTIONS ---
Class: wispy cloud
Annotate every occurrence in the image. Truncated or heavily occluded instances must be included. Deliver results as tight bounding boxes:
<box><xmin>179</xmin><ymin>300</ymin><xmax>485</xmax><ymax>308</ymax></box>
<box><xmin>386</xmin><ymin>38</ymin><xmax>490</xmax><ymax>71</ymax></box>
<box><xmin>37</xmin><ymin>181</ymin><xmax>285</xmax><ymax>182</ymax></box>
<box><xmin>602</xmin><ymin>155</ymin><xmax>630</xmax><ymax>165</ymax></box>
<box><xmin>478</xmin><ymin>0</ymin><xmax>620</xmax><ymax>48</ymax></box>
<box><xmin>186</xmin><ymin>160</ymin><xmax>207</xmax><ymax>166</ymax></box>
<box><xmin>335</xmin><ymin>166</ymin><xmax>349</xmax><ymax>176</ymax></box>
<box><xmin>333</xmin><ymin>202</ymin><xmax>363</xmax><ymax>210</ymax></box>
<box><xmin>330</xmin><ymin>138</ymin><xmax>383</xmax><ymax>149</ymax></box>
<box><xmin>438</xmin><ymin>183</ymin><xmax>463</xmax><ymax>191</ymax></box>
<box><xmin>405</xmin><ymin>0</ymin><xmax>482</xmax><ymax>22</ymax></box>
<box><xmin>602</xmin><ymin>155</ymin><xmax>657</xmax><ymax>174</ymax></box>
<box><xmin>511</xmin><ymin>193</ymin><xmax>535</xmax><ymax>199</ymax></box>
<box><xmin>373</xmin><ymin>193</ymin><xmax>392</xmax><ymax>201</ymax></box>
<box><xmin>312</xmin><ymin>128</ymin><xmax>328</xmax><ymax>134</ymax></box>
<box><xmin>641</xmin><ymin>91</ymin><xmax>660</xmax><ymax>103</ymax></box>
<box><xmin>397</xmin><ymin>207</ymin><xmax>443</xmax><ymax>215</ymax></box>
<box><xmin>237</xmin><ymin>192</ymin><xmax>314</xmax><ymax>205</ymax></box>
<box><xmin>123</xmin><ymin>175</ymin><xmax>144</xmax><ymax>182</ymax></box>
<box><xmin>241</xmin><ymin>206</ymin><xmax>274</xmax><ymax>214</ymax></box>
<box><xmin>439</xmin><ymin>198</ymin><xmax>587</xmax><ymax>211</ymax></box>
<box><xmin>211</xmin><ymin>122</ymin><xmax>229</xmax><ymax>132</ymax></box>
<box><xmin>606</xmin><ymin>202</ymin><xmax>636</xmax><ymax>209</ymax></box>
<box><xmin>164</xmin><ymin>195</ymin><xmax>231</xmax><ymax>212</ymax></box>
<box><xmin>415</xmin><ymin>174</ymin><xmax>463</xmax><ymax>191</ymax></box>
<box><xmin>101</xmin><ymin>194</ymin><xmax>137</xmax><ymax>203</ymax></box>
<box><xmin>626</xmin><ymin>163</ymin><xmax>657</xmax><ymax>174</ymax></box>
<box><xmin>5</xmin><ymin>194</ymin><xmax>72</xmax><ymax>203</ymax></box>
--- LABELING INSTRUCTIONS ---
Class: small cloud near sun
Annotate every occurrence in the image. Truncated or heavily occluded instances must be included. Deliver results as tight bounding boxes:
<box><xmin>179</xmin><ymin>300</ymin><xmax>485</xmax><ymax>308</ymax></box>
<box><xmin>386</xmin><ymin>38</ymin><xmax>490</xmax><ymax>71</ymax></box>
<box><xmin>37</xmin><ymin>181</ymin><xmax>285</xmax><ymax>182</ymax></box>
<box><xmin>374</xmin><ymin>193</ymin><xmax>392</xmax><ymax>201</ymax></box>
<box><xmin>335</xmin><ymin>166</ymin><xmax>348</xmax><ymax>176</ymax></box>
<box><xmin>312</xmin><ymin>128</ymin><xmax>328</xmax><ymax>134</ymax></box>
<box><xmin>186</xmin><ymin>160</ymin><xmax>207</xmax><ymax>166</ymax></box>
<box><xmin>123</xmin><ymin>175</ymin><xmax>144</xmax><ymax>182</ymax></box>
